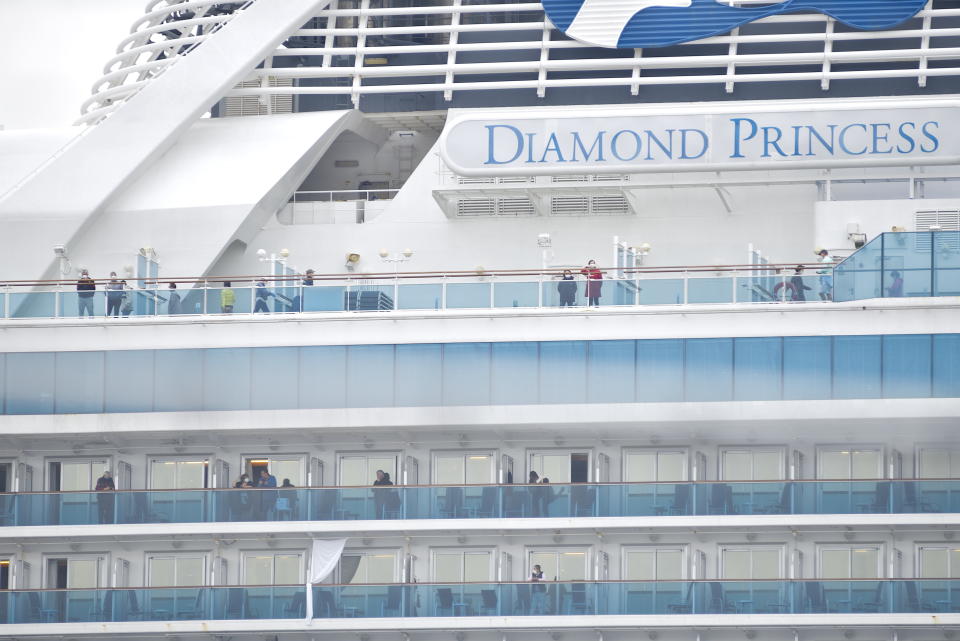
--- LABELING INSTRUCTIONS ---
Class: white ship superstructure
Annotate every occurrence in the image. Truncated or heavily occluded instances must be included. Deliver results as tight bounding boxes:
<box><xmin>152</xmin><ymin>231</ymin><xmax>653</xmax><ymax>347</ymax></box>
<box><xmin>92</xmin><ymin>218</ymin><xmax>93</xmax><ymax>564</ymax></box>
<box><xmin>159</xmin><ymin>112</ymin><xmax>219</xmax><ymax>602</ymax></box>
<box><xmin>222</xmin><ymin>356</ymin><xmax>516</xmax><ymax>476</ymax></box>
<box><xmin>0</xmin><ymin>2</ymin><xmax>959</xmax><ymax>641</ymax></box>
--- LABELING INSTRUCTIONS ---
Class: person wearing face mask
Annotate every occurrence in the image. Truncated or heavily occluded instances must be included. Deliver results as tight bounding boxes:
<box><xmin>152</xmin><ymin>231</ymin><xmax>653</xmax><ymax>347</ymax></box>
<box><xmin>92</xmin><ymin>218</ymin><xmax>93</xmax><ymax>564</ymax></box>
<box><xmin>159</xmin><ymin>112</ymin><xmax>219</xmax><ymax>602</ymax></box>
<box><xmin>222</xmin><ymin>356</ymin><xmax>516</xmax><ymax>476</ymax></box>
<box><xmin>557</xmin><ymin>269</ymin><xmax>577</xmax><ymax>307</ymax></box>
<box><xmin>232</xmin><ymin>474</ymin><xmax>253</xmax><ymax>521</ymax></box>
<box><xmin>580</xmin><ymin>260</ymin><xmax>603</xmax><ymax>307</ymax></box>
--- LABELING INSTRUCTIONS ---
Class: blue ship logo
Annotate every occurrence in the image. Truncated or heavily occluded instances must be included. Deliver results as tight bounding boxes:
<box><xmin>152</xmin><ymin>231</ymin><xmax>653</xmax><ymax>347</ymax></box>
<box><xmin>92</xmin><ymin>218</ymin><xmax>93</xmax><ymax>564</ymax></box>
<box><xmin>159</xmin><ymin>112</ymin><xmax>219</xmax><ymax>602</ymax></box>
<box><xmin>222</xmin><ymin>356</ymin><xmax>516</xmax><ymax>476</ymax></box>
<box><xmin>543</xmin><ymin>0</ymin><xmax>928</xmax><ymax>49</ymax></box>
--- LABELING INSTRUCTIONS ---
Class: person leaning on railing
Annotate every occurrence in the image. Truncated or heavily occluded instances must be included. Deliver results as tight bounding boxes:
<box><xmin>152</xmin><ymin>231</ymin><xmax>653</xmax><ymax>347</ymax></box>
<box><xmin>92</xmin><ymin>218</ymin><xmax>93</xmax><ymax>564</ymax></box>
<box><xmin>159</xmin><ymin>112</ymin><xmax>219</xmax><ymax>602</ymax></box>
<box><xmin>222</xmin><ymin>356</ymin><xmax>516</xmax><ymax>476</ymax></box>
<box><xmin>220</xmin><ymin>282</ymin><xmax>235</xmax><ymax>313</ymax></box>
<box><xmin>76</xmin><ymin>269</ymin><xmax>96</xmax><ymax>318</ymax></box>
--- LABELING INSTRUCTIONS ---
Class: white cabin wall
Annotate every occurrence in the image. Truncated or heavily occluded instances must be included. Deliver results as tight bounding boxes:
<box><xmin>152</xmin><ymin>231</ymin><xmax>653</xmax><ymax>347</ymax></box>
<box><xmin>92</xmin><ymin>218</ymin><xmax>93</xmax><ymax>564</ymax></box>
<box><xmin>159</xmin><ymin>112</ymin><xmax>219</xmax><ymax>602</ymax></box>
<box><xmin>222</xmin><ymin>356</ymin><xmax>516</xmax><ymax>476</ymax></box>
<box><xmin>815</xmin><ymin>198</ymin><xmax>960</xmax><ymax>253</ymax></box>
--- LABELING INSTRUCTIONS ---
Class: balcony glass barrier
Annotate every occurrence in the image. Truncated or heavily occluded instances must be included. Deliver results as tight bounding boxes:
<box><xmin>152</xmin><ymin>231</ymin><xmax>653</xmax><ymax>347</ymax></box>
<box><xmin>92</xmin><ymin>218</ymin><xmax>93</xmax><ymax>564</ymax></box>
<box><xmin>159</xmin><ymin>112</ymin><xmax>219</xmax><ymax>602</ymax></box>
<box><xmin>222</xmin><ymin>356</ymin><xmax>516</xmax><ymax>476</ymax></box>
<box><xmin>0</xmin><ymin>273</ymin><xmax>812</xmax><ymax>319</ymax></box>
<box><xmin>1</xmin><ymin>334</ymin><xmax>958</xmax><ymax>414</ymax></box>
<box><xmin>834</xmin><ymin>231</ymin><xmax>960</xmax><ymax>301</ymax></box>
<box><xmin>1</xmin><ymin>580</ymin><xmax>958</xmax><ymax>624</ymax></box>
<box><xmin>3</xmin><ymin>232</ymin><xmax>957</xmax><ymax>321</ymax></box>
<box><xmin>0</xmin><ymin>480</ymin><xmax>955</xmax><ymax>527</ymax></box>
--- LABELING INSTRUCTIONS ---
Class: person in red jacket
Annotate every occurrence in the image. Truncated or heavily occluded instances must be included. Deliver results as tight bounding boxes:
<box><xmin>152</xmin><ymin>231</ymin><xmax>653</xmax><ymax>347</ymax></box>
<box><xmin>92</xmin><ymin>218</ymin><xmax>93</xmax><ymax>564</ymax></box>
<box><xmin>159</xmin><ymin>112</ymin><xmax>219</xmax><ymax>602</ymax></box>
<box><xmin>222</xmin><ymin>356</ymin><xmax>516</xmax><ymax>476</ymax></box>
<box><xmin>581</xmin><ymin>260</ymin><xmax>603</xmax><ymax>307</ymax></box>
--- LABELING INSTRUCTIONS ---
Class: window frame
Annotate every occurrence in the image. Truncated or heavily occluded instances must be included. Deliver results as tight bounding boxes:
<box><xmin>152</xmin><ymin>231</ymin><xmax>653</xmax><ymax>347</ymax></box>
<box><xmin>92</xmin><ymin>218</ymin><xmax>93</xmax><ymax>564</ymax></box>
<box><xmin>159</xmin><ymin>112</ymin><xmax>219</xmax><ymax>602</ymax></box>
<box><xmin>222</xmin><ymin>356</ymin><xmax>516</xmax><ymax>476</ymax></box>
<box><xmin>916</xmin><ymin>445</ymin><xmax>960</xmax><ymax>479</ymax></box>
<box><xmin>815</xmin><ymin>543</ymin><xmax>885</xmax><ymax>579</ymax></box>
<box><xmin>240</xmin><ymin>453</ymin><xmax>307</xmax><ymax>487</ymax></box>
<box><xmin>338</xmin><ymin>548</ymin><xmax>402</xmax><ymax>584</ymax></box>
<box><xmin>336</xmin><ymin>451</ymin><xmax>402</xmax><ymax>487</ymax></box>
<box><xmin>145</xmin><ymin>552</ymin><xmax>209</xmax><ymax>587</ymax></box>
<box><xmin>526</xmin><ymin>448</ymin><xmax>592</xmax><ymax>484</ymax></box>
<box><xmin>44</xmin><ymin>457</ymin><xmax>111</xmax><ymax>491</ymax></box>
<box><xmin>718</xmin><ymin>446</ymin><xmax>787</xmax><ymax>481</ymax></box>
<box><xmin>525</xmin><ymin>546</ymin><xmax>592</xmax><ymax>582</ymax></box>
<box><xmin>916</xmin><ymin>544</ymin><xmax>960</xmax><ymax>578</ymax></box>
<box><xmin>429</xmin><ymin>547</ymin><xmax>496</xmax><ymax>583</ymax></box>
<box><xmin>621</xmin><ymin>448</ymin><xmax>689</xmax><ymax>483</ymax></box>
<box><xmin>240</xmin><ymin>550</ymin><xmax>304</xmax><ymax>585</ymax></box>
<box><xmin>621</xmin><ymin>545</ymin><xmax>688</xmax><ymax>581</ymax></box>
<box><xmin>42</xmin><ymin>553</ymin><xmax>108</xmax><ymax>589</ymax></box>
<box><xmin>147</xmin><ymin>455</ymin><xmax>212</xmax><ymax>489</ymax></box>
<box><xmin>718</xmin><ymin>544</ymin><xmax>786</xmax><ymax>580</ymax></box>
<box><xmin>815</xmin><ymin>445</ymin><xmax>885</xmax><ymax>480</ymax></box>
<box><xmin>430</xmin><ymin>450</ymin><xmax>497</xmax><ymax>485</ymax></box>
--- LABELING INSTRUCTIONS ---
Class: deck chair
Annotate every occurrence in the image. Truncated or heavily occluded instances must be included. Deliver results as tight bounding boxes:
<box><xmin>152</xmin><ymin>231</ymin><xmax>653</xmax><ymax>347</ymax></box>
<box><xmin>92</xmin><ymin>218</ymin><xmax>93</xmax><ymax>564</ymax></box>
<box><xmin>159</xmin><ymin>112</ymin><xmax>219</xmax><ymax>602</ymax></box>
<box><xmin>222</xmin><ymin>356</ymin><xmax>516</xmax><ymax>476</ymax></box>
<box><xmin>225</xmin><ymin>588</ymin><xmax>257</xmax><ymax>619</ymax></box>
<box><xmin>88</xmin><ymin>590</ymin><xmax>113</xmax><ymax>622</ymax></box>
<box><xmin>480</xmin><ymin>589</ymin><xmax>498</xmax><ymax>615</ymax></box>
<box><xmin>569</xmin><ymin>583</ymin><xmax>592</xmax><ymax>614</ymax></box>
<box><xmin>708</xmin><ymin>582</ymin><xmax>735</xmax><ymax>613</ymax></box>
<box><xmin>472</xmin><ymin>486</ymin><xmax>498</xmax><ymax>518</ymax></box>
<box><xmin>668</xmin><ymin>581</ymin><xmax>695</xmax><ymax>613</ymax></box>
<box><xmin>903</xmin><ymin>581</ymin><xmax>938</xmax><ymax>612</ymax></box>
<box><xmin>901</xmin><ymin>482</ymin><xmax>940</xmax><ymax>513</ymax></box>
<box><xmin>179</xmin><ymin>590</ymin><xmax>205</xmax><ymax>620</ymax></box>
<box><xmin>283</xmin><ymin>591</ymin><xmax>305</xmax><ymax>618</ymax></box>
<box><xmin>382</xmin><ymin>585</ymin><xmax>403</xmax><ymax>616</ymax></box>
<box><xmin>853</xmin><ymin>582</ymin><xmax>886</xmax><ymax>613</ymax></box>
<box><xmin>313</xmin><ymin>589</ymin><xmax>341</xmax><ymax>618</ymax></box>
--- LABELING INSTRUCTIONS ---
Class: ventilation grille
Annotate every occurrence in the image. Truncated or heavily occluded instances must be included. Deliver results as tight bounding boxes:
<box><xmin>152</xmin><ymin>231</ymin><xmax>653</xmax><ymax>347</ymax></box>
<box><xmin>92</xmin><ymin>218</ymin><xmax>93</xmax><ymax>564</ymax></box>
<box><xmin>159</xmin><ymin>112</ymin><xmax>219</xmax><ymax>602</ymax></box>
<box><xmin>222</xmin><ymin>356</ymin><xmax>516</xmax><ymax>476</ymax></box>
<box><xmin>222</xmin><ymin>77</ymin><xmax>294</xmax><ymax>117</ymax></box>
<box><xmin>455</xmin><ymin>195</ymin><xmax>630</xmax><ymax>217</ymax></box>
<box><xmin>456</xmin><ymin>198</ymin><xmax>535</xmax><ymax>217</ymax></box>
<box><xmin>915</xmin><ymin>210</ymin><xmax>960</xmax><ymax>251</ymax></box>
<box><xmin>550</xmin><ymin>195</ymin><xmax>630</xmax><ymax>216</ymax></box>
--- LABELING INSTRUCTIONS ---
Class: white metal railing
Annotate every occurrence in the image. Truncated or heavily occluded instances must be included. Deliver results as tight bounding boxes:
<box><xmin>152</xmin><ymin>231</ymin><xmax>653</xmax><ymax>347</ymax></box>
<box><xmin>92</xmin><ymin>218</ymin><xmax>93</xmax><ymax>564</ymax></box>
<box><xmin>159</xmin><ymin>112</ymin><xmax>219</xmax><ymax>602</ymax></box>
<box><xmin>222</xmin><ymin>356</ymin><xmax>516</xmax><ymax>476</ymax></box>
<box><xmin>0</xmin><ymin>263</ymin><xmax>839</xmax><ymax>321</ymax></box>
<box><xmin>83</xmin><ymin>1</ymin><xmax>960</xmax><ymax>114</ymax></box>
<box><xmin>78</xmin><ymin>0</ymin><xmax>253</xmax><ymax>125</ymax></box>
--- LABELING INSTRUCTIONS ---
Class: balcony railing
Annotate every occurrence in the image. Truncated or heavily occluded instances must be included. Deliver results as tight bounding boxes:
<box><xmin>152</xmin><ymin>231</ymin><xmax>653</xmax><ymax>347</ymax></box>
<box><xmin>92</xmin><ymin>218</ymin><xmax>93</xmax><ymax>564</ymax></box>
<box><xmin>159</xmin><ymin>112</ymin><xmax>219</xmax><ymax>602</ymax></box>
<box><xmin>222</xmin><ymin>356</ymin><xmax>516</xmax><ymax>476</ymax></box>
<box><xmin>834</xmin><ymin>231</ymin><xmax>960</xmax><ymax>301</ymax></box>
<box><xmin>0</xmin><ymin>265</ymin><xmax>824</xmax><ymax>320</ymax></box>
<box><xmin>0</xmin><ymin>480</ymin><xmax>954</xmax><ymax>527</ymax></box>
<box><xmin>1</xmin><ymin>580</ymin><xmax>958</xmax><ymax>624</ymax></box>
<box><xmin>3</xmin><ymin>232</ymin><xmax>957</xmax><ymax>320</ymax></box>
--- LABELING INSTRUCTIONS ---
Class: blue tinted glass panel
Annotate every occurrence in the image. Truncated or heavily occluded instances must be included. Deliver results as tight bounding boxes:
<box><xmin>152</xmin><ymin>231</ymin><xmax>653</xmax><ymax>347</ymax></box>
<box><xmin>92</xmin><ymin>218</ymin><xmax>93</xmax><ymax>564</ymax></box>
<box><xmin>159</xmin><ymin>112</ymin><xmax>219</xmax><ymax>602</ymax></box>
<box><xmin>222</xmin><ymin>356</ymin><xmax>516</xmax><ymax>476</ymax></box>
<box><xmin>783</xmin><ymin>337</ymin><xmax>831</xmax><ymax>400</ymax></box>
<box><xmin>638</xmin><ymin>279</ymin><xmax>684</xmax><ymax>305</ymax></box>
<box><xmin>933</xmin><ymin>334</ymin><xmax>960</xmax><ymax>398</ymax></box>
<box><xmin>55</xmin><ymin>351</ymin><xmax>104</xmax><ymax>413</ymax></box>
<box><xmin>443</xmin><ymin>343</ymin><xmax>491</xmax><ymax>406</ymax></box>
<box><xmin>347</xmin><ymin>345</ymin><xmax>394</xmax><ymax>407</ymax></box>
<box><xmin>396</xmin><ymin>344</ymin><xmax>442</xmax><ymax>406</ymax></box>
<box><xmin>734</xmin><ymin>337</ymin><xmax>782</xmax><ymax>401</ymax></box>
<box><xmin>5</xmin><ymin>352</ymin><xmax>54</xmax><ymax>414</ymax></box>
<box><xmin>302</xmin><ymin>286</ymin><xmax>346</xmax><ymax>312</ymax></box>
<box><xmin>588</xmin><ymin>340</ymin><xmax>635</xmax><ymax>403</ymax></box>
<box><xmin>155</xmin><ymin>349</ymin><xmax>203</xmax><ymax>411</ymax></box>
<box><xmin>688</xmin><ymin>278</ymin><xmax>733</xmax><ymax>304</ymax></box>
<box><xmin>0</xmin><ymin>354</ymin><xmax>4</xmax><ymax>413</ymax></box>
<box><xmin>397</xmin><ymin>284</ymin><xmax>442</xmax><ymax>310</ymax></box>
<box><xmin>446</xmin><ymin>283</ymin><xmax>490</xmax><ymax>309</ymax></box>
<box><xmin>539</xmin><ymin>341</ymin><xmax>587</xmax><ymax>404</ymax></box>
<box><xmin>685</xmin><ymin>339</ymin><xmax>733</xmax><ymax>401</ymax></box>
<box><xmin>491</xmin><ymin>342</ymin><xmax>539</xmax><ymax>405</ymax></box>
<box><xmin>833</xmin><ymin>335</ymin><xmax>882</xmax><ymax>399</ymax></box>
<box><xmin>636</xmin><ymin>339</ymin><xmax>684</xmax><ymax>402</ymax></box>
<box><xmin>203</xmin><ymin>348</ymin><xmax>251</xmax><ymax>410</ymax></box>
<box><xmin>105</xmin><ymin>350</ymin><xmax>154</xmax><ymax>412</ymax></box>
<box><xmin>494</xmin><ymin>282</ymin><xmax>538</xmax><ymax>308</ymax></box>
<box><xmin>882</xmin><ymin>335</ymin><xmax>931</xmax><ymax>398</ymax></box>
<box><xmin>251</xmin><ymin>347</ymin><xmax>299</xmax><ymax>410</ymax></box>
<box><xmin>299</xmin><ymin>346</ymin><xmax>346</xmax><ymax>408</ymax></box>
<box><xmin>9</xmin><ymin>292</ymin><xmax>56</xmax><ymax>319</ymax></box>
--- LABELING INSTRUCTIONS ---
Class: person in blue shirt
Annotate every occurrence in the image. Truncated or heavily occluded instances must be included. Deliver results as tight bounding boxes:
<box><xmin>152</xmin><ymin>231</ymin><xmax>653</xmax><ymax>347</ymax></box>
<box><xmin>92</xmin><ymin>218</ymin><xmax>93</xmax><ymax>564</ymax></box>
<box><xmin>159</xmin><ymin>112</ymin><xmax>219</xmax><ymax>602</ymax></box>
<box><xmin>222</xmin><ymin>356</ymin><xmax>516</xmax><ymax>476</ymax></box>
<box><xmin>254</xmin><ymin>279</ymin><xmax>275</xmax><ymax>313</ymax></box>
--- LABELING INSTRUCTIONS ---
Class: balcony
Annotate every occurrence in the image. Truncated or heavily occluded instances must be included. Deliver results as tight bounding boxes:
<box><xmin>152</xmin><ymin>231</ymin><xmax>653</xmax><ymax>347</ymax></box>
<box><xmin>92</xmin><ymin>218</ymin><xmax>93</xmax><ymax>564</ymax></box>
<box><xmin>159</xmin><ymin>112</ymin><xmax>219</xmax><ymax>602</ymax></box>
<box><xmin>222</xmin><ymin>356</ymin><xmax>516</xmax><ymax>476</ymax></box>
<box><xmin>1</xmin><ymin>580</ymin><xmax>959</xmax><ymax>625</ymax></box>
<box><xmin>835</xmin><ymin>231</ymin><xmax>960</xmax><ymax>301</ymax></box>
<box><xmin>0</xmin><ymin>480</ymin><xmax>954</xmax><ymax>527</ymax></box>
<box><xmin>2</xmin><ymin>232</ymin><xmax>958</xmax><ymax>321</ymax></box>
